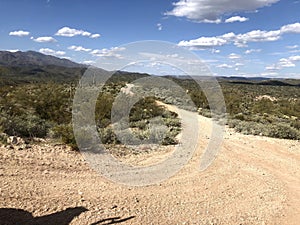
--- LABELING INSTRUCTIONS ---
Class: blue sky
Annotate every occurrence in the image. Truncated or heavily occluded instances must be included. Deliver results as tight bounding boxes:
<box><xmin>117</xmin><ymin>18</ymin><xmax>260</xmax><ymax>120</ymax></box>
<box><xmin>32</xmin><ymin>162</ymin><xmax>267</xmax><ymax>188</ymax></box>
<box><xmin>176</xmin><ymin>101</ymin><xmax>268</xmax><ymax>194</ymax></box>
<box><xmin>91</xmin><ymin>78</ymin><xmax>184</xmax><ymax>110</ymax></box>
<box><xmin>1</xmin><ymin>0</ymin><xmax>300</xmax><ymax>78</ymax></box>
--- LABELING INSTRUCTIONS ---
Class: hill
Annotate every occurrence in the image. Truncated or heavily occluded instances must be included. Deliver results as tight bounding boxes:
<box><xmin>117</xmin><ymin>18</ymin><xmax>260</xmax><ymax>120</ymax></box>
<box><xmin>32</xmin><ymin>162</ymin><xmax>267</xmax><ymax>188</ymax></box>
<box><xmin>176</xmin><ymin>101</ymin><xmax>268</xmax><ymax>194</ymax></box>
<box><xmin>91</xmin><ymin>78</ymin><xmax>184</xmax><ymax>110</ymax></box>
<box><xmin>0</xmin><ymin>50</ymin><xmax>83</xmax><ymax>68</ymax></box>
<box><xmin>0</xmin><ymin>51</ymin><xmax>87</xmax><ymax>84</ymax></box>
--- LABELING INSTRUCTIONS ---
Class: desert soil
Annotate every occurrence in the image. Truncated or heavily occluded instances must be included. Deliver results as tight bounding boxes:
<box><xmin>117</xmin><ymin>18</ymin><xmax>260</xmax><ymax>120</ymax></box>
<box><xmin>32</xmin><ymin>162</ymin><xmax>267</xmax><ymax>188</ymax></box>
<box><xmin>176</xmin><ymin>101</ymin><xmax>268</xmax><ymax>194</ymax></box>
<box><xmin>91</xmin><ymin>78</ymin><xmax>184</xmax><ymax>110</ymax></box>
<box><xmin>0</xmin><ymin>105</ymin><xmax>299</xmax><ymax>225</ymax></box>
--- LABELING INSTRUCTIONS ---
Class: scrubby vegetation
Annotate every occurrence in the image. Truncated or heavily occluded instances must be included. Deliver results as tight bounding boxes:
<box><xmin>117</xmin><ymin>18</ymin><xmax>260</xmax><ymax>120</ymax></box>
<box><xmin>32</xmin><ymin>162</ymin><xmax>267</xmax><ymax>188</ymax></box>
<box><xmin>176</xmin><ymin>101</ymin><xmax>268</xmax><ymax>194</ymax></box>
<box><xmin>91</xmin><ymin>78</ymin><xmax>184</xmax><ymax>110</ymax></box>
<box><xmin>0</xmin><ymin>76</ymin><xmax>181</xmax><ymax>149</ymax></box>
<box><xmin>0</xmin><ymin>68</ymin><xmax>299</xmax><ymax>151</ymax></box>
<box><xmin>172</xmin><ymin>77</ymin><xmax>300</xmax><ymax>140</ymax></box>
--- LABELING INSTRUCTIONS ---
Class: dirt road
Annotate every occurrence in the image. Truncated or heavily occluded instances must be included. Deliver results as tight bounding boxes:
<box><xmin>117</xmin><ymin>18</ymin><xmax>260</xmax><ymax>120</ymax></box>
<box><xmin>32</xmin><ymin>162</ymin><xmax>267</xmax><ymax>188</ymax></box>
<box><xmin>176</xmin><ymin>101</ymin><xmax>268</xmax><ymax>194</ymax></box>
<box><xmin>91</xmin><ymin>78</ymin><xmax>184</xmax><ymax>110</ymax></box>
<box><xmin>0</xmin><ymin>106</ymin><xmax>299</xmax><ymax>224</ymax></box>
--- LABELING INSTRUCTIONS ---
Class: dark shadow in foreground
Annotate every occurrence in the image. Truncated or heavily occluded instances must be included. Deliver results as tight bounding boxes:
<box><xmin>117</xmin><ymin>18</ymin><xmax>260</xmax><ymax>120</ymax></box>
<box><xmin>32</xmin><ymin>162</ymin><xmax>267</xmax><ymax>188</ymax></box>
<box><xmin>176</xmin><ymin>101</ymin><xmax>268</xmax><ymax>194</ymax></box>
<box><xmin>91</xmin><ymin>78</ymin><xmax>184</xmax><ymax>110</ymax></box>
<box><xmin>0</xmin><ymin>207</ymin><xmax>135</xmax><ymax>225</ymax></box>
<box><xmin>0</xmin><ymin>207</ymin><xmax>87</xmax><ymax>225</ymax></box>
<box><xmin>90</xmin><ymin>216</ymin><xmax>135</xmax><ymax>225</ymax></box>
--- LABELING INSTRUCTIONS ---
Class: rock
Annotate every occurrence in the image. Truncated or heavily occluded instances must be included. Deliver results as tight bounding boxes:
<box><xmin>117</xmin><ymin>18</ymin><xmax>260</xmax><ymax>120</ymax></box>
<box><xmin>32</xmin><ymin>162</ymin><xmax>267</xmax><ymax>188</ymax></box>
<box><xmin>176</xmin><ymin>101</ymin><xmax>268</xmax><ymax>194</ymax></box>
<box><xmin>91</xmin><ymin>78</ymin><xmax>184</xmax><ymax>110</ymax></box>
<box><xmin>7</xmin><ymin>136</ymin><xmax>25</xmax><ymax>146</ymax></box>
<box><xmin>7</xmin><ymin>136</ymin><xmax>18</xmax><ymax>145</ymax></box>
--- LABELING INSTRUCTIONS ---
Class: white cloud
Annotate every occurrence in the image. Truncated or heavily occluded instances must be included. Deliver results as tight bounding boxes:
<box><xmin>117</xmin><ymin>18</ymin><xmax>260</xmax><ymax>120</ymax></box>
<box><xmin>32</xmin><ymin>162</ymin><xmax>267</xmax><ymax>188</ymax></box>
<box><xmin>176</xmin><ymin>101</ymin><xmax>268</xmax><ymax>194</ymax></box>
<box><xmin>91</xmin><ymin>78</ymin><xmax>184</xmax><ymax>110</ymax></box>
<box><xmin>178</xmin><ymin>22</ymin><xmax>300</xmax><ymax>49</ymax></box>
<box><xmin>221</xmin><ymin>32</ymin><xmax>236</xmax><ymax>39</ymax></box>
<box><xmin>178</xmin><ymin>36</ymin><xmax>228</xmax><ymax>48</ymax></box>
<box><xmin>202</xmin><ymin>19</ymin><xmax>222</xmax><ymax>24</ymax></box>
<box><xmin>280</xmin><ymin>22</ymin><xmax>300</xmax><ymax>33</ymax></box>
<box><xmin>225</xmin><ymin>16</ymin><xmax>249</xmax><ymax>23</ymax></box>
<box><xmin>157</xmin><ymin>23</ymin><xmax>163</xmax><ymax>31</ymax></box>
<box><xmin>39</xmin><ymin>48</ymin><xmax>66</xmax><ymax>57</ymax></box>
<box><xmin>212</xmin><ymin>49</ymin><xmax>220</xmax><ymax>53</ymax></box>
<box><xmin>55</xmin><ymin>27</ymin><xmax>88</xmax><ymax>37</ymax></box>
<box><xmin>165</xmin><ymin>0</ymin><xmax>279</xmax><ymax>23</ymax></box>
<box><xmin>235</xmin><ymin>30</ymin><xmax>281</xmax><ymax>46</ymax></box>
<box><xmin>9</xmin><ymin>30</ymin><xmax>30</xmax><ymax>37</ymax></box>
<box><xmin>286</xmin><ymin>45</ymin><xmax>299</xmax><ymax>49</ymax></box>
<box><xmin>278</xmin><ymin>58</ymin><xmax>295</xmax><ymax>68</ymax></box>
<box><xmin>55</xmin><ymin>26</ymin><xmax>100</xmax><ymax>38</ymax></box>
<box><xmin>244</xmin><ymin>49</ymin><xmax>261</xmax><ymax>54</ymax></box>
<box><xmin>289</xmin><ymin>55</ymin><xmax>300</xmax><ymax>61</ymax></box>
<box><xmin>61</xmin><ymin>56</ymin><xmax>72</xmax><ymax>60</ymax></box>
<box><xmin>217</xmin><ymin>63</ymin><xmax>233</xmax><ymax>68</ymax></box>
<box><xmin>289</xmin><ymin>49</ymin><xmax>300</xmax><ymax>53</ymax></box>
<box><xmin>265</xmin><ymin>64</ymin><xmax>280</xmax><ymax>71</ymax></box>
<box><xmin>228</xmin><ymin>53</ymin><xmax>241</xmax><ymax>59</ymax></box>
<box><xmin>82</xmin><ymin>60</ymin><xmax>95</xmax><ymax>65</ymax></box>
<box><xmin>90</xmin><ymin>47</ymin><xmax>126</xmax><ymax>58</ymax></box>
<box><xmin>90</xmin><ymin>33</ymin><xmax>101</xmax><ymax>38</ymax></box>
<box><xmin>166</xmin><ymin>53</ymin><xmax>180</xmax><ymax>58</ymax></box>
<box><xmin>266</xmin><ymin>55</ymin><xmax>300</xmax><ymax>70</ymax></box>
<box><xmin>68</xmin><ymin>45</ymin><xmax>91</xmax><ymax>52</ymax></box>
<box><xmin>261</xmin><ymin>72</ymin><xmax>279</xmax><ymax>77</ymax></box>
<box><xmin>6</xmin><ymin>49</ymin><xmax>20</xmax><ymax>53</ymax></box>
<box><xmin>32</xmin><ymin>36</ymin><xmax>57</xmax><ymax>43</ymax></box>
<box><xmin>178</xmin><ymin>29</ymin><xmax>281</xmax><ymax>49</ymax></box>
<box><xmin>202</xmin><ymin>59</ymin><xmax>219</xmax><ymax>63</ymax></box>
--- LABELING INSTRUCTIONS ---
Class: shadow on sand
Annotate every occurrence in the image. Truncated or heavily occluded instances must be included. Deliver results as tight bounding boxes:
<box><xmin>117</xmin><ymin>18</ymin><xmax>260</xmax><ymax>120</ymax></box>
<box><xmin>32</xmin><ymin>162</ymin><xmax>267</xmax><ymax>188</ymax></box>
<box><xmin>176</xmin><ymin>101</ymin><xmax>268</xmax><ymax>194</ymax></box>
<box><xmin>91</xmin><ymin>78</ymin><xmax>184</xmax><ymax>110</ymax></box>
<box><xmin>0</xmin><ymin>207</ymin><xmax>135</xmax><ymax>225</ymax></box>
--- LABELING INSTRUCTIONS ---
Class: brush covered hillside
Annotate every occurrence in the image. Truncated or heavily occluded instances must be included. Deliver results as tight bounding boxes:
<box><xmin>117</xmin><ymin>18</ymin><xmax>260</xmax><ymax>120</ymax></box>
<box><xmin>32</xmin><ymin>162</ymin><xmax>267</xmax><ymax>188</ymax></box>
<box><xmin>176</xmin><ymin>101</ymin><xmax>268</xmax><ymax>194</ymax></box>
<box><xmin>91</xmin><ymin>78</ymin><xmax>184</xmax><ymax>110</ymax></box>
<box><xmin>0</xmin><ymin>51</ymin><xmax>181</xmax><ymax>149</ymax></box>
<box><xmin>0</xmin><ymin>50</ymin><xmax>86</xmax><ymax>85</ymax></box>
<box><xmin>0</xmin><ymin>50</ymin><xmax>83</xmax><ymax>67</ymax></box>
<box><xmin>0</xmin><ymin>50</ymin><xmax>299</xmax><ymax>147</ymax></box>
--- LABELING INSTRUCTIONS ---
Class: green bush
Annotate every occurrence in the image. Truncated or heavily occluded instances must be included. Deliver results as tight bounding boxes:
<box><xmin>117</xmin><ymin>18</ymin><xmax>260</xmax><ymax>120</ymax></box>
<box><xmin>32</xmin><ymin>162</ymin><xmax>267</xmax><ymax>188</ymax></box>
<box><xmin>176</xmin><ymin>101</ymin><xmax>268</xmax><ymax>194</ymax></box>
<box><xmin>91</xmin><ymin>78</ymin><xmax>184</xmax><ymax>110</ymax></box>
<box><xmin>0</xmin><ymin>133</ymin><xmax>8</xmax><ymax>145</ymax></box>
<box><xmin>99</xmin><ymin>127</ymin><xmax>119</xmax><ymax>144</ymax></box>
<box><xmin>51</xmin><ymin>124</ymin><xmax>78</xmax><ymax>150</ymax></box>
<box><xmin>228</xmin><ymin>119</ymin><xmax>300</xmax><ymax>140</ymax></box>
<box><xmin>291</xmin><ymin>120</ymin><xmax>300</xmax><ymax>130</ymax></box>
<box><xmin>268</xmin><ymin>123</ymin><xmax>300</xmax><ymax>140</ymax></box>
<box><xmin>1</xmin><ymin>113</ymin><xmax>50</xmax><ymax>138</ymax></box>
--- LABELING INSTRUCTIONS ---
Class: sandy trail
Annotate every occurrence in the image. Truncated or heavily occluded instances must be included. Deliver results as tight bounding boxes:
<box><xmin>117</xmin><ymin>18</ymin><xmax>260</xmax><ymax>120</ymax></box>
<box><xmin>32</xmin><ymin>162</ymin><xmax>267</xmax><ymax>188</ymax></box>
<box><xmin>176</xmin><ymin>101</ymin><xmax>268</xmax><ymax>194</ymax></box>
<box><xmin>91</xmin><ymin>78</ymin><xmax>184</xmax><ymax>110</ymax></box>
<box><xmin>0</xmin><ymin>105</ymin><xmax>299</xmax><ymax>224</ymax></box>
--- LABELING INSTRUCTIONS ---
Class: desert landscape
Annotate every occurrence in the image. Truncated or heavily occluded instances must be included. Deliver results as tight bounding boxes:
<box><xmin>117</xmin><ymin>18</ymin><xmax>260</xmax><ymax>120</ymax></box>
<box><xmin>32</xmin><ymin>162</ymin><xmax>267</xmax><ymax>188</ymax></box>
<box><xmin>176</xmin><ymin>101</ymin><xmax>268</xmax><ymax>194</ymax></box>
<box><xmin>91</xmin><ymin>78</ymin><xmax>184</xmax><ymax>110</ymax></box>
<box><xmin>1</xmin><ymin>1</ymin><xmax>300</xmax><ymax>224</ymax></box>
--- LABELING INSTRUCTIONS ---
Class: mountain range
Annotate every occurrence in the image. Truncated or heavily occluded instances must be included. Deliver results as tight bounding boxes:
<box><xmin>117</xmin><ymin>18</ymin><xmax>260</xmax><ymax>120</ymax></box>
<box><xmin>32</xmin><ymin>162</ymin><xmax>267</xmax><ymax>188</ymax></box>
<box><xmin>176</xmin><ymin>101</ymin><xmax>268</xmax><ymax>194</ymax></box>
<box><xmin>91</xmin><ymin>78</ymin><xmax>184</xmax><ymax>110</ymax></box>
<box><xmin>0</xmin><ymin>50</ymin><xmax>83</xmax><ymax>68</ymax></box>
<box><xmin>0</xmin><ymin>50</ymin><xmax>299</xmax><ymax>86</ymax></box>
<box><xmin>0</xmin><ymin>51</ymin><xmax>87</xmax><ymax>85</ymax></box>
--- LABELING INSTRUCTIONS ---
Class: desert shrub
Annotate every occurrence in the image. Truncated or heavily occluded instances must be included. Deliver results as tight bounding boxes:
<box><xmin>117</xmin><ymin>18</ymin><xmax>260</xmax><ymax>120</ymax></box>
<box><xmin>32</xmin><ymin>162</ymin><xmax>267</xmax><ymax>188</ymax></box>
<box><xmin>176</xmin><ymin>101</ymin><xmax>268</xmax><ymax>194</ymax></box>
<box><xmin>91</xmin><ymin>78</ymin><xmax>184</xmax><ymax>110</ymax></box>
<box><xmin>129</xmin><ymin>97</ymin><xmax>164</xmax><ymax>122</ymax></box>
<box><xmin>31</xmin><ymin>83</ymin><xmax>73</xmax><ymax>124</ymax></box>
<box><xmin>234</xmin><ymin>113</ymin><xmax>246</xmax><ymax>121</ymax></box>
<box><xmin>252</xmin><ymin>99</ymin><xmax>276</xmax><ymax>115</ymax></box>
<box><xmin>268</xmin><ymin>123</ymin><xmax>300</xmax><ymax>140</ymax></box>
<box><xmin>1</xmin><ymin>113</ymin><xmax>50</xmax><ymax>138</ymax></box>
<box><xmin>162</xmin><ymin>136</ymin><xmax>178</xmax><ymax>145</ymax></box>
<box><xmin>228</xmin><ymin>119</ymin><xmax>300</xmax><ymax>140</ymax></box>
<box><xmin>189</xmin><ymin>90</ymin><xmax>209</xmax><ymax>109</ymax></box>
<box><xmin>232</xmin><ymin>120</ymin><xmax>264</xmax><ymax>136</ymax></box>
<box><xmin>51</xmin><ymin>124</ymin><xmax>78</xmax><ymax>150</ymax></box>
<box><xmin>130</xmin><ymin>120</ymin><xmax>148</xmax><ymax>129</ymax></box>
<box><xmin>0</xmin><ymin>133</ymin><xmax>8</xmax><ymax>145</ymax></box>
<box><xmin>163</xmin><ymin>117</ymin><xmax>181</xmax><ymax>127</ymax></box>
<box><xmin>98</xmin><ymin>127</ymin><xmax>119</xmax><ymax>144</ymax></box>
<box><xmin>132</xmin><ymin>128</ymin><xmax>150</xmax><ymax>142</ymax></box>
<box><xmin>227</xmin><ymin>119</ymin><xmax>240</xmax><ymax>129</ymax></box>
<box><xmin>291</xmin><ymin>119</ymin><xmax>300</xmax><ymax>130</ymax></box>
<box><xmin>95</xmin><ymin>93</ymin><xmax>114</xmax><ymax>128</ymax></box>
<box><xmin>0</xmin><ymin>83</ymin><xmax>73</xmax><ymax>140</ymax></box>
<box><xmin>199</xmin><ymin>109</ymin><xmax>212</xmax><ymax>118</ymax></box>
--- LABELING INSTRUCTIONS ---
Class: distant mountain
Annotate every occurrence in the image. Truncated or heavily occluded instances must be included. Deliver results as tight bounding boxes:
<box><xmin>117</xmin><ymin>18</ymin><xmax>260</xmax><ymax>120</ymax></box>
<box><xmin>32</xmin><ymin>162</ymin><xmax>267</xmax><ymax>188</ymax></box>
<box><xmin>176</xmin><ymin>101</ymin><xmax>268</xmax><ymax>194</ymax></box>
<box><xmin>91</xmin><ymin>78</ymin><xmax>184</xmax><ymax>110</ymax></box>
<box><xmin>0</xmin><ymin>51</ymin><xmax>87</xmax><ymax>85</ymax></box>
<box><xmin>0</xmin><ymin>51</ymin><xmax>151</xmax><ymax>85</ymax></box>
<box><xmin>0</xmin><ymin>50</ymin><xmax>83</xmax><ymax>68</ymax></box>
